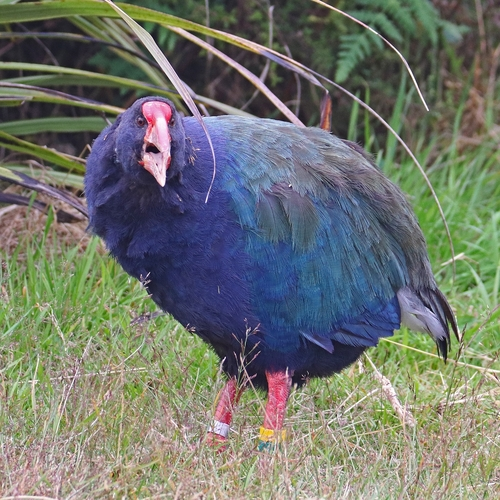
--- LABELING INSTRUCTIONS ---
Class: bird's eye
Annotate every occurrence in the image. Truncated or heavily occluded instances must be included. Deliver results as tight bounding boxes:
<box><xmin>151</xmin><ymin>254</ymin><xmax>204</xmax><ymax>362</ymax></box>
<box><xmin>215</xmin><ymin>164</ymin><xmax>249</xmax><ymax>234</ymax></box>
<box><xmin>136</xmin><ymin>116</ymin><xmax>146</xmax><ymax>127</ymax></box>
<box><xmin>170</xmin><ymin>118</ymin><xmax>175</xmax><ymax>127</ymax></box>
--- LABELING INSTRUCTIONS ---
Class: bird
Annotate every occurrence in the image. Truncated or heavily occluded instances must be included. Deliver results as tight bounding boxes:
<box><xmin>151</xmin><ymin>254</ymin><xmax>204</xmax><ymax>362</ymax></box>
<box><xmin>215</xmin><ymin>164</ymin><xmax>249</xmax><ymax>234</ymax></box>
<box><xmin>84</xmin><ymin>96</ymin><xmax>458</xmax><ymax>449</ymax></box>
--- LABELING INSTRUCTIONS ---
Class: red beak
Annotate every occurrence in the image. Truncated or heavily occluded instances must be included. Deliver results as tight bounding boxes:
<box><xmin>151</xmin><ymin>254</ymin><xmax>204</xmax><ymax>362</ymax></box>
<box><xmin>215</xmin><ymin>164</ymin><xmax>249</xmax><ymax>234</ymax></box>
<box><xmin>141</xmin><ymin>101</ymin><xmax>173</xmax><ymax>187</ymax></box>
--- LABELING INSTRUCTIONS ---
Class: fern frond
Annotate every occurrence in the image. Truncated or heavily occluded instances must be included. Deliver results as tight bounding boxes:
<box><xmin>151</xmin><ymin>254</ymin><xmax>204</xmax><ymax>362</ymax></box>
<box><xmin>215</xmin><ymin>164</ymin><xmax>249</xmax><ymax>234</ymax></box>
<box><xmin>380</xmin><ymin>3</ymin><xmax>416</xmax><ymax>36</ymax></box>
<box><xmin>347</xmin><ymin>10</ymin><xmax>403</xmax><ymax>43</ymax></box>
<box><xmin>407</xmin><ymin>0</ymin><xmax>439</xmax><ymax>45</ymax></box>
<box><xmin>335</xmin><ymin>31</ymin><xmax>379</xmax><ymax>83</ymax></box>
<box><xmin>327</xmin><ymin>0</ymin><xmax>453</xmax><ymax>83</ymax></box>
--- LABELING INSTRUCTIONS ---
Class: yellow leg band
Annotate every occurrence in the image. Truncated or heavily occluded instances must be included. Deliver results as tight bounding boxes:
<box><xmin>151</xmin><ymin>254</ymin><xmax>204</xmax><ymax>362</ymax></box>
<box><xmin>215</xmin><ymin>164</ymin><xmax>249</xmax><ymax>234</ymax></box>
<box><xmin>259</xmin><ymin>427</ymin><xmax>286</xmax><ymax>443</ymax></box>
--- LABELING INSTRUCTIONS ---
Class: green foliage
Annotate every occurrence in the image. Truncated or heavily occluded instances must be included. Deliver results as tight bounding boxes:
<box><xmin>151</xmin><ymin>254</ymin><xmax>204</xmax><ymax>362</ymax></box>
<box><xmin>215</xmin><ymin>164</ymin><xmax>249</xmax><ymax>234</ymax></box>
<box><xmin>335</xmin><ymin>0</ymin><xmax>443</xmax><ymax>83</ymax></box>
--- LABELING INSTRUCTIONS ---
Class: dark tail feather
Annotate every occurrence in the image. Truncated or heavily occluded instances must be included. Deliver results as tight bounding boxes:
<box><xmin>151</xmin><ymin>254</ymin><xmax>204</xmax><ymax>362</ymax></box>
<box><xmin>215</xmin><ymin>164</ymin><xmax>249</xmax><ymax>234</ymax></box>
<box><xmin>398</xmin><ymin>286</ymin><xmax>459</xmax><ymax>361</ymax></box>
<box><xmin>418</xmin><ymin>288</ymin><xmax>459</xmax><ymax>360</ymax></box>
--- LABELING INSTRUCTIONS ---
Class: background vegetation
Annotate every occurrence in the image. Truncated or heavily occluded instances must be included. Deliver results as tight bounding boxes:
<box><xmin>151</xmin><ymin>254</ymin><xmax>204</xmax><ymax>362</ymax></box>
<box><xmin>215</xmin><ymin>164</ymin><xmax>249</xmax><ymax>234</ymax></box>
<box><xmin>0</xmin><ymin>0</ymin><xmax>499</xmax><ymax>497</ymax></box>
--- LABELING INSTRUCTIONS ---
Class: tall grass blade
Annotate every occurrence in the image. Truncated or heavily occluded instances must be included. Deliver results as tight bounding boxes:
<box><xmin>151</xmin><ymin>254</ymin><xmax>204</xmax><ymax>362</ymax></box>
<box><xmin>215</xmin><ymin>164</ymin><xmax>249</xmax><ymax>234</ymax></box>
<box><xmin>170</xmin><ymin>27</ymin><xmax>303</xmax><ymax>126</ymax></box>
<box><xmin>0</xmin><ymin>131</ymin><xmax>85</xmax><ymax>172</ymax></box>
<box><xmin>0</xmin><ymin>167</ymin><xmax>88</xmax><ymax>217</ymax></box>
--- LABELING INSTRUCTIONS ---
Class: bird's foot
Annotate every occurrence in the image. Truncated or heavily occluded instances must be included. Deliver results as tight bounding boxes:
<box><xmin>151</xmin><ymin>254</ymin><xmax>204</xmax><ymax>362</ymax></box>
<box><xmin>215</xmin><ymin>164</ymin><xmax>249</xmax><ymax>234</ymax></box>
<box><xmin>257</xmin><ymin>370</ymin><xmax>291</xmax><ymax>452</ymax></box>
<box><xmin>204</xmin><ymin>377</ymin><xmax>241</xmax><ymax>453</ymax></box>
<box><xmin>205</xmin><ymin>431</ymin><xmax>228</xmax><ymax>452</ymax></box>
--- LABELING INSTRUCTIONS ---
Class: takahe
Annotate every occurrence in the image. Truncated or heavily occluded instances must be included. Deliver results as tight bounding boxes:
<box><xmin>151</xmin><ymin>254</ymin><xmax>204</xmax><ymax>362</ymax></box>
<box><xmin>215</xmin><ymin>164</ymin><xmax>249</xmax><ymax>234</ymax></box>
<box><xmin>85</xmin><ymin>96</ymin><xmax>458</xmax><ymax>449</ymax></box>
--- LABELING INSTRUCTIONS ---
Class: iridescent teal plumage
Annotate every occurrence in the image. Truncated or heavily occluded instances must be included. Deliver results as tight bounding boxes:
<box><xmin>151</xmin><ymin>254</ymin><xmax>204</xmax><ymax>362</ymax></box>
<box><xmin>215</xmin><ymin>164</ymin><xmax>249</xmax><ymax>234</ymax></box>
<box><xmin>193</xmin><ymin>116</ymin><xmax>454</xmax><ymax>356</ymax></box>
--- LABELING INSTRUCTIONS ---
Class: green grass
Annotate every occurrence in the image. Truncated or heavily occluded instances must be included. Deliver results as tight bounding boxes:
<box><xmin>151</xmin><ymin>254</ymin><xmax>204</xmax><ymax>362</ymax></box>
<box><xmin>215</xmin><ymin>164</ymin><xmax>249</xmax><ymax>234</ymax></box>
<box><xmin>1</xmin><ymin>138</ymin><xmax>499</xmax><ymax>498</ymax></box>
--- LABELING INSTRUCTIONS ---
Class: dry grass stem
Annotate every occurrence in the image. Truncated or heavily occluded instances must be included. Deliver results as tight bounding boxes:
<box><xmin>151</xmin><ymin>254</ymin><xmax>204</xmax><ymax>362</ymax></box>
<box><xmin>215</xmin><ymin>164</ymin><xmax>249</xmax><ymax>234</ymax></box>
<box><xmin>364</xmin><ymin>353</ymin><xmax>417</xmax><ymax>428</ymax></box>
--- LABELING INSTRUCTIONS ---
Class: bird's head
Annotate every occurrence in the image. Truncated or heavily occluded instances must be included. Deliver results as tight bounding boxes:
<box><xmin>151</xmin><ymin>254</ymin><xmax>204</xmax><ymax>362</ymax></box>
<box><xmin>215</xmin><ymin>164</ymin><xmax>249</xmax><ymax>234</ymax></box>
<box><xmin>114</xmin><ymin>96</ymin><xmax>186</xmax><ymax>186</ymax></box>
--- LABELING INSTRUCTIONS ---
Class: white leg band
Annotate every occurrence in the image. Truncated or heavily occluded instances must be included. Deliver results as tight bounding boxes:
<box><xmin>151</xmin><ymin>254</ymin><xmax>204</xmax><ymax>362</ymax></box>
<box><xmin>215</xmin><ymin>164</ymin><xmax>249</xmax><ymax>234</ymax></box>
<box><xmin>208</xmin><ymin>420</ymin><xmax>230</xmax><ymax>438</ymax></box>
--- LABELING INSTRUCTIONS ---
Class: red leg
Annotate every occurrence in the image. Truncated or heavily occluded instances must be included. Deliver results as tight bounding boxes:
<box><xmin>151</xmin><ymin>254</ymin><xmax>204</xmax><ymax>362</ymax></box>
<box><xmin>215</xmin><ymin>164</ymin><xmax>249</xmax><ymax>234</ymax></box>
<box><xmin>259</xmin><ymin>370</ymin><xmax>292</xmax><ymax>449</ymax></box>
<box><xmin>206</xmin><ymin>377</ymin><xmax>243</xmax><ymax>447</ymax></box>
